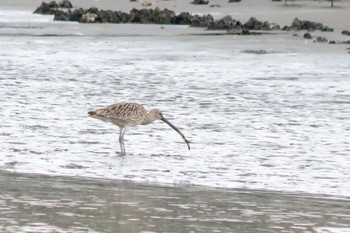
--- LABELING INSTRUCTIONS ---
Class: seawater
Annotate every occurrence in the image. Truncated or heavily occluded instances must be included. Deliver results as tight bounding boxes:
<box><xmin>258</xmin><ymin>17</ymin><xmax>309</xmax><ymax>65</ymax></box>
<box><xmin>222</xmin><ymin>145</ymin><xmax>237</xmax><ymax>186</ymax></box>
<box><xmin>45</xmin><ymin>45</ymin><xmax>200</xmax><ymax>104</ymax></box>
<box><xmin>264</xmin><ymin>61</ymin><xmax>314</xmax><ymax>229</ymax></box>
<box><xmin>1</xmin><ymin>10</ymin><xmax>350</xmax><ymax>196</ymax></box>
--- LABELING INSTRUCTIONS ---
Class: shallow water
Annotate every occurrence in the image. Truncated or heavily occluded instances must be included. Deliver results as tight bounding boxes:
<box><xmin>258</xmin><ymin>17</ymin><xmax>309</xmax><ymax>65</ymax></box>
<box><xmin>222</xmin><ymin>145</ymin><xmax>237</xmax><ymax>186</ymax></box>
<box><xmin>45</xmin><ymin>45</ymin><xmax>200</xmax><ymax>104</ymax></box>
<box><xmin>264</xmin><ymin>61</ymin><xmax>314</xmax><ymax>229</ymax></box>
<box><xmin>1</xmin><ymin>171</ymin><xmax>350</xmax><ymax>233</ymax></box>
<box><xmin>1</xmin><ymin>10</ymin><xmax>350</xmax><ymax>197</ymax></box>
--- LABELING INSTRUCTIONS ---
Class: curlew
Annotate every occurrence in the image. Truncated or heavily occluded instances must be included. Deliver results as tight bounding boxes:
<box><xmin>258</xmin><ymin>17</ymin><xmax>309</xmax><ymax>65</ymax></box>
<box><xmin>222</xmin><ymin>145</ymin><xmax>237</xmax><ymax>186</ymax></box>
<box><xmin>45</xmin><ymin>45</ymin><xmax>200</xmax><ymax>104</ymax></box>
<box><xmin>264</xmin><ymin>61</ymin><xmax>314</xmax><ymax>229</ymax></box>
<box><xmin>88</xmin><ymin>102</ymin><xmax>190</xmax><ymax>155</ymax></box>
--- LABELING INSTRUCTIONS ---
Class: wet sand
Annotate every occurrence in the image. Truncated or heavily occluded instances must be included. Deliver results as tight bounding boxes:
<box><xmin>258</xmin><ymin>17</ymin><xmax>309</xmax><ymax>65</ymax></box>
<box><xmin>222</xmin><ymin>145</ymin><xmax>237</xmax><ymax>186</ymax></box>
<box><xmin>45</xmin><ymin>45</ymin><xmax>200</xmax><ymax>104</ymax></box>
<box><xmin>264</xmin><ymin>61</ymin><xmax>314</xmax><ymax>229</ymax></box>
<box><xmin>1</xmin><ymin>171</ymin><xmax>350</xmax><ymax>233</ymax></box>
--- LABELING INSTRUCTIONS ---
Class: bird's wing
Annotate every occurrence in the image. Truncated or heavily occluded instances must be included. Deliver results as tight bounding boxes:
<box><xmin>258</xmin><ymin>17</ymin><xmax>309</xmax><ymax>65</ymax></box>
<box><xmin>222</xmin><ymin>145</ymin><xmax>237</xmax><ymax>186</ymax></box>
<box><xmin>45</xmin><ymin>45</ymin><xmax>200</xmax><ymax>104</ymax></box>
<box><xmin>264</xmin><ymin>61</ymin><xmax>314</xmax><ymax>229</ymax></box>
<box><xmin>96</xmin><ymin>102</ymin><xmax>146</xmax><ymax>122</ymax></box>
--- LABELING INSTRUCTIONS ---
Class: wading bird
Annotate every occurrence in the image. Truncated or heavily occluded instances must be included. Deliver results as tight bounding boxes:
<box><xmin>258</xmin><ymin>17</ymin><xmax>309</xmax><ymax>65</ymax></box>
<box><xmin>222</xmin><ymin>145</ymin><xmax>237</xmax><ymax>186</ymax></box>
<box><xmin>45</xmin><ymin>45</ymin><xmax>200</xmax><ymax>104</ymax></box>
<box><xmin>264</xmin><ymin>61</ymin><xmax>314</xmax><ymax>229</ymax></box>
<box><xmin>88</xmin><ymin>102</ymin><xmax>190</xmax><ymax>155</ymax></box>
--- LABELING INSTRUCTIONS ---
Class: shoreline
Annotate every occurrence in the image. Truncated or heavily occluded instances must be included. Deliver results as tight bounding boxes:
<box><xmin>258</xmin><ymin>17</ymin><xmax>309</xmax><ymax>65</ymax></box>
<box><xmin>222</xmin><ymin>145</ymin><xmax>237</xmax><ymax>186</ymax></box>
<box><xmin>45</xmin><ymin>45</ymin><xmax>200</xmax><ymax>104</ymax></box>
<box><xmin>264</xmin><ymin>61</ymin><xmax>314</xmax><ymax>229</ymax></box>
<box><xmin>2</xmin><ymin>170</ymin><xmax>350</xmax><ymax>232</ymax></box>
<box><xmin>2</xmin><ymin>170</ymin><xmax>350</xmax><ymax>201</ymax></box>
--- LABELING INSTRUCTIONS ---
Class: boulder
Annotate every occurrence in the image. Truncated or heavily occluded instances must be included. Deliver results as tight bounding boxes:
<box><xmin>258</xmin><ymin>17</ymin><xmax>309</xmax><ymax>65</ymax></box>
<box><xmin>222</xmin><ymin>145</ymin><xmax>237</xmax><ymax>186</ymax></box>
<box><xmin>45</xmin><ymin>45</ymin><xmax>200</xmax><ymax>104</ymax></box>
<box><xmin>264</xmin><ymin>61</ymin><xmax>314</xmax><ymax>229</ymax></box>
<box><xmin>53</xmin><ymin>9</ymin><xmax>69</xmax><ymax>21</ymax></box>
<box><xmin>261</xmin><ymin>21</ymin><xmax>271</xmax><ymax>30</ymax></box>
<box><xmin>271</xmin><ymin>24</ymin><xmax>281</xmax><ymax>30</ymax></box>
<box><xmin>207</xmin><ymin>15</ymin><xmax>237</xmax><ymax>30</ymax></box>
<box><xmin>153</xmin><ymin>8</ymin><xmax>176</xmax><ymax>24</ymax></box>
<box><xmin>69</xmin><ymin>8</ymin><xmax>85</xmax><ymax>22</ymax></box>
<box><xmin>303</xmin><ymin>32</ymin><xmax>312</xmax><ymax>39</ymax></box>
<box><xmin>191</xmin><ymin>14</ymin><xmax>213</xmax><ymax>27</ymax></box>
<box><xmin>33</xmin><ymin>1</ymin><xmax>57</xmax><ymax>14</ymax></box>
<box><xmin>192</xmin><ymin>0</ymin><xmax>209</xmax><ymax>4</ymax></box>
<box><xmin>291</xmin><ymin>18</ymin><xmax>332</xmax><ymax>31</ymax></box>
<box><xmin>244</xmin><ymin>17</ymin><xmax>270</xmax><ymax>30</ymax></box>
<box><xmin>86</xmin><ymin>7</ymin><xmax>100</xmax><ymax>15</ymax></box>
<box><xmin>341</xmin><ymin>30</ymin><xmax>350</xmax><ymax>36</ymax></box>
<box><xmin>82</xmin><ymin>13</ymin><xmax>99</xmax><ymax>23</ymax></box>
<box><xmin>171</xmin><ymin>12</ymin><xmax>192</xmax><ymax>25</ymax></box>
<box><xmin>316</xmin><ymin>36</ymin><xmax>327</xmax><ymax>43</ymax></box>
<box><xmin>321</xmin><ymin>26</ymin><xmax>334</xmax><ymax>32</ymax></box>
<box><xmin>58</xmin><ymin>0</ymin><xmax>73</xmax><ymax>8</ymax></box>
<box><xmin>129</xmin><ymin>8</ymin><xmax>154</xmax><ymax>23</ymax></box>
<box><xmin>34</xmin><ymin>1</ymin><xmax>213</xmax><ymax>27</ymax></box>
<box><xmin>48</xmin><ymin>1</ymin><xmax>59</xmax><ymax>8</ymax></box>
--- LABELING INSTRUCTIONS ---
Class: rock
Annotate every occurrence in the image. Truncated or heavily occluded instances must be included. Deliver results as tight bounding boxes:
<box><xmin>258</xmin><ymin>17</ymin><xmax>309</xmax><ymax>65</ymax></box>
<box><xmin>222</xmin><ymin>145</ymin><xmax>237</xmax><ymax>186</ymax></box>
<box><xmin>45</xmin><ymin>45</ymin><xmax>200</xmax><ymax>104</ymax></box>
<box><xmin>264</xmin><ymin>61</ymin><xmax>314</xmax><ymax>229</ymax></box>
<box><xmin>86</xmin><ymin>7</ymin><xmax>100</xmax><ymax>15</ymax></box>
<box><xmin>329</xmin><ymin>40</ymin><xmax>336</xmax><ymax>44</ymax></box>
<box><xmin>207</xmin><ymin>15</ymin><xmax>236</xmax><ymax>30</ymax></box>
<box><xmin>229</xmin><ymin>0</ymin><xmax>241</xmax><ymax>2</ymax></box>
<box><xmin>153</xmin><ymin>8</ymin><xmax>176</xmax><ymax>24</ymax></box>
<box><xmin>192</xmin><ymin>0</ymin><xmax>209</xmax><ymax>4</ymax></box>
<box><xmin>261</xmin><ymin>21</ymin><xmax>271</xmax><ymax>30</ymax></box>
<box><xmin>209</xmin><ymin>16</ymin><xmax>276</xmax><ymax>31</ymax></box>
<box><xmin>33</xmin><ymin>1</ymin><xmax>57</xmax><ymax>14</ymax></box>
<box><xmin>58</xmin><ymin>0</ymin><xmax>72</xmax><ymax>8</ymax></box>
<box><xmin>34</xmin><ymin>1</ymin><xmax>213</xmax><ymax>27</ymax></box>
<box><xmin>271</xmin><ymin>24</ymin><xmax>281</xmax><ymax>30</ymax></box>
<box><xmin>316</xmin><ymin>36</ymin><xmax>327</xmax><ymax>43</ymax></box>
<box><xmin>290</xmin><ymin>17</ymin><xmax>332</xmax><ymax>31</ymax></box>
<box><xmin>69</xmin><ymin>8</ymin><xmax>84</xmax><ymax>22</ymax></box>
<box><xmin>100</xmin><ymin>10</ymin><xmax>129</xmax><ymax>23</ymax></box>
<box><xmin>170</xmin><ymin>12</ymin><xmax>213</xmax><ymax>27</ymax></box>
<box><xmin>48</xmin><ymin>1</ymin><xmax>59</xmax><ymax>8</ymax></box>
<box><xmin>97</xmin><ymin>10</ymin><xmax>109</xmax><ymax>23</ymax></box>
<box><xmin>190</xmin><ymin>15</ymin><xmax>203</xmax><ymax>27</ymax></box>
<box><xmin>82</xmin><ymin>13</ymin><xmax>99</xmax><ymax>23</ymax></box>
<box><xmin>34</xmin><ymin>1</ymin><xmax>72</xmax><ymax>15</ymax></box>
<box><xmin>127</xmin><ymin>8</ymin><xmax>176</xmax><ymax>24</ymax></box>
<box><xmin>244</xmin><ymin>17</ymin><xmax>260</xmax><ymax>30</ymax></box>
<box><xmin>291</xmin><ymin>18</ymin><xmax>302</xmax><ymax>29</ymax></box>
<box><xmin>321</xmin><ymin>26</ymin><xmax>334</xmax><ymax>32</ymax></box>
<box><xmin>244</xmin><ymin>17</ymin><xmax>271</xmax><ymax>30</ymax></box>
<box><xmin>303</xmin><ymin>32</ymin><xmax>312</xmax><ymax>39</ymax></box>
<box><xmin>53</xmin><ymin>9</ymin><xmax>69</xmax><ymax>21</ymax></box>
<box><xmin>191</xmin><ymin>14</ymin><xmax>213</xmax><ymax>27</ymax></box>
<box><xmin>282</xmin><ymin>25</ymin><xmax>290</xmax><ymax>31</ymax></box>
<box><xmin>241</xmin><ymin>29</ymin><xmax>250</xmax><ymax>35</ymax></box>
<box><xmin>171</xmin><ymin>12</ymin><xmax>192</xmax><ymax>25</ymax></box>
<box><xmin>341</xmin><ymin>30</ymin><xmax>350</xmax><ymax>36</ymax></box>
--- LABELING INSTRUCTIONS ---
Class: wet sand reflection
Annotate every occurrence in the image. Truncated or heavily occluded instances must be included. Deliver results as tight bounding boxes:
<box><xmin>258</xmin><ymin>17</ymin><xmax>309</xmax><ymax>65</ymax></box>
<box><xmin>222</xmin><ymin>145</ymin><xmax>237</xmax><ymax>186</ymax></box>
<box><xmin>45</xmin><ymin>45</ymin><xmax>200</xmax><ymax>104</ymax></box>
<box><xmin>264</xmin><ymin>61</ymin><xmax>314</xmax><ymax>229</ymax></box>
<box><xmin>1</xmin><ymin>171</ymin><xmax>350</xmax><ymax>233</ymax></box>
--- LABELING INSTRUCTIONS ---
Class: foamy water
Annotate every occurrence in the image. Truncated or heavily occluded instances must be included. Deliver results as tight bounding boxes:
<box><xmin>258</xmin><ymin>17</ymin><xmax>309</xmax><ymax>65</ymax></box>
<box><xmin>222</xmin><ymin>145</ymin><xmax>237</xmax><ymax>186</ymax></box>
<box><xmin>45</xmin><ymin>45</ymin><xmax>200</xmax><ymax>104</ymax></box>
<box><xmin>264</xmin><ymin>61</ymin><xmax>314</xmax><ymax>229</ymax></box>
<box><xmin>1</xmin><ymin>10</ymin><xmax>350</xmax><ymax>197</ymax></box>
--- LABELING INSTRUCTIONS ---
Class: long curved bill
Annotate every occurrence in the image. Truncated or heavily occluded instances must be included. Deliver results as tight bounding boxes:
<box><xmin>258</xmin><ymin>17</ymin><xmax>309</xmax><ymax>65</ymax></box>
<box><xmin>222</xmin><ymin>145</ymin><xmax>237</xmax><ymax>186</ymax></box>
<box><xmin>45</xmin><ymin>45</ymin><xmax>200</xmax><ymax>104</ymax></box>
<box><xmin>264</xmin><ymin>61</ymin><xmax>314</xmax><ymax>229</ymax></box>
<box><xmin>161</xmin><ymin>117</ymin><xmax>191</xmax><ymax>150</ymax></box>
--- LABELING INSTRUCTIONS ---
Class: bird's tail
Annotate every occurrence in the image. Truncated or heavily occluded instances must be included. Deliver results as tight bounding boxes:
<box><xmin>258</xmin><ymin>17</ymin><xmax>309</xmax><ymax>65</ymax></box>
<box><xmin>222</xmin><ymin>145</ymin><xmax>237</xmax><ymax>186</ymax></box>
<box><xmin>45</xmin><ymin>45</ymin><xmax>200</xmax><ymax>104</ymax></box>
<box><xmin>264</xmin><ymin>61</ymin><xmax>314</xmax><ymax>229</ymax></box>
<box><xmin>88</xmin><ymin>111</ymin><xmax>96</xmax><ymax>116</ymax></box>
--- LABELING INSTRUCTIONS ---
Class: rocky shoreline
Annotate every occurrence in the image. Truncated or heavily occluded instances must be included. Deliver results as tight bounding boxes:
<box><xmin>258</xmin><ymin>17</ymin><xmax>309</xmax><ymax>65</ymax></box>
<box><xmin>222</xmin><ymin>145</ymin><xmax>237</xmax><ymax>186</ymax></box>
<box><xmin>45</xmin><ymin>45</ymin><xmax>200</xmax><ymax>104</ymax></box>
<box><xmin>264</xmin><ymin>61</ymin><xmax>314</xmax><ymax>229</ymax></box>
<box><xmin>34</xmin><ymin>0</ymin><xmax>349</xmax><ymax>45</ymax></box>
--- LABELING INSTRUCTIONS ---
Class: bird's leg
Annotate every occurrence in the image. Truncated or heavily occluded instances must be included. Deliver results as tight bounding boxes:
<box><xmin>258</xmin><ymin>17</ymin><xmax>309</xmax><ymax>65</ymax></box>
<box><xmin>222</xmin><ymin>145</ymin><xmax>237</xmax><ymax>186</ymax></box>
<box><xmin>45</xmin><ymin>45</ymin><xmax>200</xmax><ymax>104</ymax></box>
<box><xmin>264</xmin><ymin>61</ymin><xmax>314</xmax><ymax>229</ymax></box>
<box><xmin>119</xmin><ymin>127</ymin><xmax>126</xmax><ymax>155</ymax></box>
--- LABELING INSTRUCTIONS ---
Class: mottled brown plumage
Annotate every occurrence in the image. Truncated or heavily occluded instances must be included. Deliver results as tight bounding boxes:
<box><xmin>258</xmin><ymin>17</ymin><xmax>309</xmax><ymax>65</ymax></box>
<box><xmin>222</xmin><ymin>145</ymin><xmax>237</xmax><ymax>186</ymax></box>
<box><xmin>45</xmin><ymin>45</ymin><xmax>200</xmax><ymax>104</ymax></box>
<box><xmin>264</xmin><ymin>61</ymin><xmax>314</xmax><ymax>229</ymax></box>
<box><xmin>88</xmin><ymin>102</ymin><xmax>190</xmax><ymax>155</ymax></box>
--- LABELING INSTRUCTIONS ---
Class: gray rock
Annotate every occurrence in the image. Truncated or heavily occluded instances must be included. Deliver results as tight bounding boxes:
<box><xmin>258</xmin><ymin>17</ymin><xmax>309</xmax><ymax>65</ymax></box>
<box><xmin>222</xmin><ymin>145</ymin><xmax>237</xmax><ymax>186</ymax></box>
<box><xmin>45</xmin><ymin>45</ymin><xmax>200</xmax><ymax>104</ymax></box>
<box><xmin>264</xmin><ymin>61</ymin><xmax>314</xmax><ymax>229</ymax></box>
<box><xmin>316</xmin><ymin>36</ymin><xmax>327</xmax><ymax>43</ymax></box>
<box><xmin>303</xmin><ymin>32</ymin><xmax>312</xmax><ymax>39</ymax></box>
<box><xmin>341</xmin><ymin>30</ymin><xmax>350</xmax><ymax>36</ymax></box>
<box><xmin>58</xmin><ymin>0</ymin><xmax>73</xmax><ymax>8</ymax></box>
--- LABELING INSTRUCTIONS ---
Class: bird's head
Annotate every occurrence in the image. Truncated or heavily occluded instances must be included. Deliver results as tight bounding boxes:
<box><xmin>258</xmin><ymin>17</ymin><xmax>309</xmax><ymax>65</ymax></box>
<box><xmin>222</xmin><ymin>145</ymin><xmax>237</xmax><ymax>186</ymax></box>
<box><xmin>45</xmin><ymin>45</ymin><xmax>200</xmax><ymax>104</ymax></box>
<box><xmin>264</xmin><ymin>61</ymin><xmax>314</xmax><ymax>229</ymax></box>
<box><xmin>148</xmin><ymin>108</ymin><xmax>164</xmax><ymax>120</ymax></box>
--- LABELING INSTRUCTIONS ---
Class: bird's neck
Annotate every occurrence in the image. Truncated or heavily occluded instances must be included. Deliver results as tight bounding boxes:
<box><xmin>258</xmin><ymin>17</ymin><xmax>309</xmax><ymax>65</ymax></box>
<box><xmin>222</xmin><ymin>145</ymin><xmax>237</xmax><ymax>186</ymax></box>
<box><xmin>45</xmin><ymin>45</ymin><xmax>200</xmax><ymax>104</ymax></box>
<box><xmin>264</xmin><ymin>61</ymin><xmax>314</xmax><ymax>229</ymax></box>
<box><xmin>141</xmin><ymin>112</ymin><xmax>156</xmax><ymax>125</ymax></box>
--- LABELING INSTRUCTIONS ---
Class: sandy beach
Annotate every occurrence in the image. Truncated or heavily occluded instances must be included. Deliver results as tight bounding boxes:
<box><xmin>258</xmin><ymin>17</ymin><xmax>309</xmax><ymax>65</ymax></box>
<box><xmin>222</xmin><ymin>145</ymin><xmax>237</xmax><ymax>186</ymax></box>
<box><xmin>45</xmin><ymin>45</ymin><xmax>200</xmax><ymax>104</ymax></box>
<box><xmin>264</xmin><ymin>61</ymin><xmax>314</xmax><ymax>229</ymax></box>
<box><xmin>2</xmin><ymin>0</ymin><xmax>350</xmax><ymax>31</ymax></box>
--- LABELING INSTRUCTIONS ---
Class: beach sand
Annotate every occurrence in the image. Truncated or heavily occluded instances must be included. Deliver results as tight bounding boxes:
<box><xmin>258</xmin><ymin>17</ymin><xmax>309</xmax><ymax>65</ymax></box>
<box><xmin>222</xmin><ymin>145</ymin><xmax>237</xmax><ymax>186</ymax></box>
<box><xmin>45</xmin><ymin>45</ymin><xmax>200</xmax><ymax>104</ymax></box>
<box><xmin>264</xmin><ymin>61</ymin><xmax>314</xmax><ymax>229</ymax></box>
<box><xmin>2</xmin><ymin>0</ymin><xmax>350</xmax><ymax>32</ymax></box>
<box><xmin>1</xmin><ymin>171</ymin><xmax>350</xmax><ymax>232</ymax></box>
